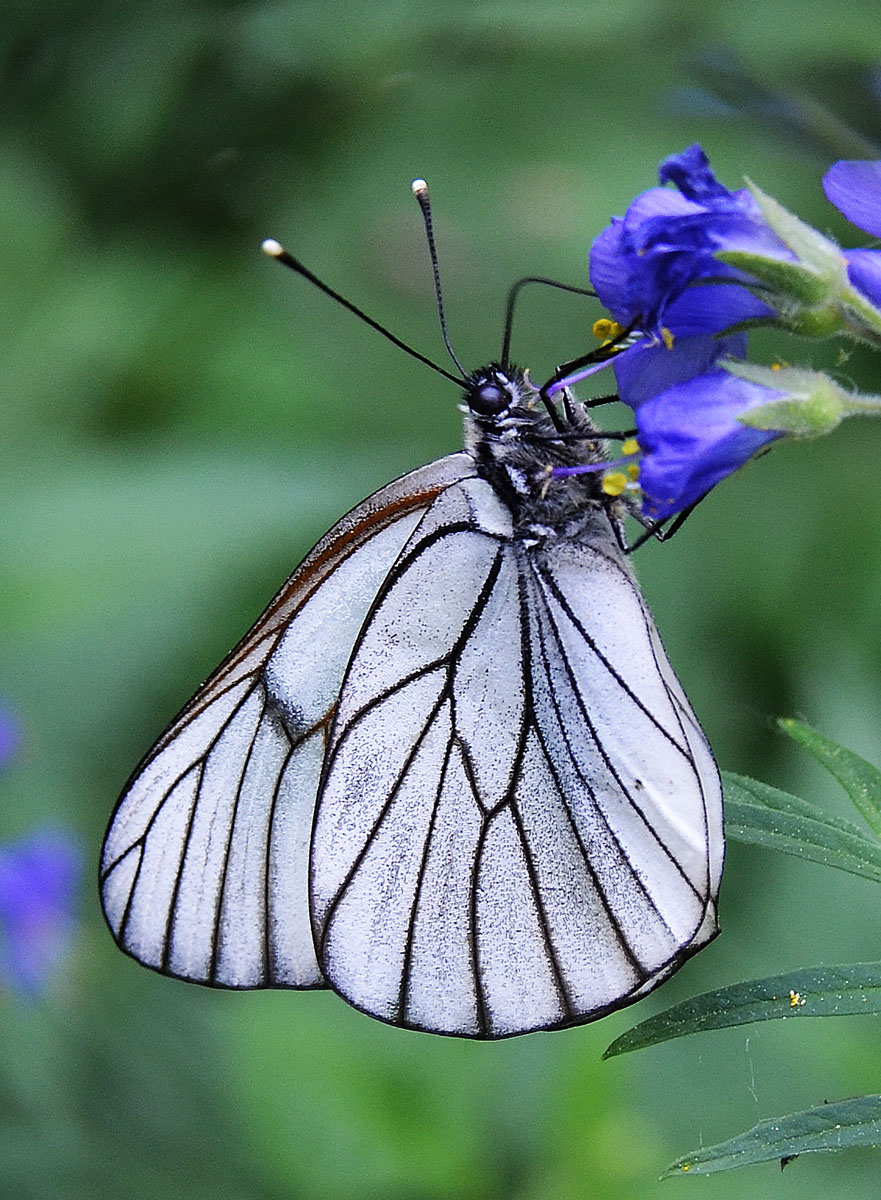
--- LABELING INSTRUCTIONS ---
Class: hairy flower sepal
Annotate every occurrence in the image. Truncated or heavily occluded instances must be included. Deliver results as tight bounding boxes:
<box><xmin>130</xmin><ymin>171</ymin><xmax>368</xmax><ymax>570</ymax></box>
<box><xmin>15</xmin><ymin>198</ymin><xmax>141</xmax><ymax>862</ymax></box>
<box><xmin>716</xmin><ymin>251</ymin><xmax>843</xmax><ymax>315</ymax></box>
<box><xmin>750</xmin><ymin>183</ymin><xmax>848</xmax><ymax>281</ymax></box>
<box><xmin>718</xmin><ymin>183</ymin><xmax>881</xmax><ymax>347</ymax></box>
<box><xmin>728</xmin><ymin>362</ymin><xmax>881</xmax><ymax>438</ymax></box>
<box><xmin>717</xmin><ymin>183</ymin><xmax>847</xmax><ymax>328</ymax></box>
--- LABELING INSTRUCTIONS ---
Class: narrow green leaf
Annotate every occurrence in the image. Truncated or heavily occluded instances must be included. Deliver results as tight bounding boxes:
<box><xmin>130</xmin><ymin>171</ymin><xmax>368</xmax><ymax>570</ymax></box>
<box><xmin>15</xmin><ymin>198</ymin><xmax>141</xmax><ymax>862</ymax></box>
<box><xmin>724</xmin><ymin>770</ymin><xmax>865</xmax><ymax>826</ymax></box>
<box><xmin>662</xmin><ymin>1095</ymin><xmax>881</xmax><ymax>1177</ymax></box>
<box><xmin>722</xmin><ymin>771</ymin><xmax>881</xmax><ymax>884</ymax></box>
<box><xmin>604</xmin><ymin>963</ymin><xmax>881</xmax><ymax>1058</ymax></box>
<box><xmin>778</xmin><ymin>717</ymin><xmax>881</xmax><ymax>839</ymax></box>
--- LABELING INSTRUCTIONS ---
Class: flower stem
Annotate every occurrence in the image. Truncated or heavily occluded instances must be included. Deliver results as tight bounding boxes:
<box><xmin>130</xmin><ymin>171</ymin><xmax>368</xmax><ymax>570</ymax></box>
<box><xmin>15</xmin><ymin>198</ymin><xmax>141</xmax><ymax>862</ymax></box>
<box><xmin>840</xmin><ymin>284</ymin><xmax>881</xmax><ymax>349</ymax></box>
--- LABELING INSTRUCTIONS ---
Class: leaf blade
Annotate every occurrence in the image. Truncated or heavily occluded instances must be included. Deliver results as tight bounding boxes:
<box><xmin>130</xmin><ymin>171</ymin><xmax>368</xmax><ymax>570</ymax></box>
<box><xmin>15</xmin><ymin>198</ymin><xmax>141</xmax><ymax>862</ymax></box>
<box><xmin>778</xmin><ymin>717</ymin><xmax>881</xmax><ymax>838</ymax></box>
<box><xmin>604</xmin><ymin>963</ymin><xmax>881</xmax><ymax>1058</ymax></box>
<box><xmin>723</xmin><ymin>771</ymin><xmax>881</xmax><ymax>884</ymax></box>
<box><xmin>662</xmin><ymin>1095</ymin><xmax>881</xmax><ymax>1177</ymax></box>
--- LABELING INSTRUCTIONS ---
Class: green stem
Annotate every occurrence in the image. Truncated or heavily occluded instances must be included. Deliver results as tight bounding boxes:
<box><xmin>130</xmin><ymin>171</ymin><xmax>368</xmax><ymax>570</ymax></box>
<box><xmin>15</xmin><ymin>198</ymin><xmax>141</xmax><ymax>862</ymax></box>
<box><xmin>840</xmin><ymin>283</ymin><xmax>881</xmax><ymax>349</ymax></box>
<box><xmin>841</xmin><ymin>391</ymin><xmax>881</xmax><ymax>417</ymax></box>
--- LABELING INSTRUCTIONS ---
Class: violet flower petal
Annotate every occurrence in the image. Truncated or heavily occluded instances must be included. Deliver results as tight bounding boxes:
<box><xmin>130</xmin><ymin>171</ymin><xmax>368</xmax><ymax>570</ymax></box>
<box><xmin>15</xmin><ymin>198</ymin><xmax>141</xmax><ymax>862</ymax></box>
<box><xmin>636</xmin><ymin>370</ymin><xmax>782</xmax><ymax>518</ymax></box>
<box><xmin>823</xmin><ymin>159</ymin><xmax>881</xmax><ymax>238</ymax></box>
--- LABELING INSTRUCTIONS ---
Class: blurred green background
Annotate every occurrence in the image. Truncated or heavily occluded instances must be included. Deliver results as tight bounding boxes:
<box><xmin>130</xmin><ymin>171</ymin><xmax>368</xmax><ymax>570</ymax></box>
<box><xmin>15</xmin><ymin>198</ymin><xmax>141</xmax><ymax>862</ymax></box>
<box><xmin>4</xmin><ymin>1</ymin><xmax>881</xmax><ymax>1196</ymax></box>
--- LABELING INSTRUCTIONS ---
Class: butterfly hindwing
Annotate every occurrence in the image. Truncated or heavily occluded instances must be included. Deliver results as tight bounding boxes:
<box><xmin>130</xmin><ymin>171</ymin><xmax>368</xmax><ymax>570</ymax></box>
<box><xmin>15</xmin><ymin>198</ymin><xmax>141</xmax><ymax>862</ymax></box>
<box><xmin>311</xmin><ymin>477</ymin><xmax>722</xmax><ymax>1037</ymax></box>
<box><xmin>99</xmin><ymin>453</ymin><xmax>476</xmax><ymax>988</ymax></box>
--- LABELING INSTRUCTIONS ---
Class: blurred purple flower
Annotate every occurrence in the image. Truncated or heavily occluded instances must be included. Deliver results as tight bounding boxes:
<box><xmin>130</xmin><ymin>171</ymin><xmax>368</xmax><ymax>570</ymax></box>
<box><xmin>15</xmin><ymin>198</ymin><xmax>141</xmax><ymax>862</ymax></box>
<box><xmin>823</xmin><ymin>158</ymin><xmax>881</xmax><ymax>237</ymax></box>
<box><xmin>0</xmin><ymin>710</ymin><xmax>19</xmax><ymax>769</ymax></box>
<box><xmin>823</xmin><ymin>158</ymin><xmax>881</xmax><ymax>308</ymax></box>
<box><xmin>0</xmin><ymin>830</ymin><xmax>81</xmax><ymax>997</ymax></box>
<box><xmin>589</xmin><ymin>144</ymin><xmax>779</xmax><ymax>338</ymax></box>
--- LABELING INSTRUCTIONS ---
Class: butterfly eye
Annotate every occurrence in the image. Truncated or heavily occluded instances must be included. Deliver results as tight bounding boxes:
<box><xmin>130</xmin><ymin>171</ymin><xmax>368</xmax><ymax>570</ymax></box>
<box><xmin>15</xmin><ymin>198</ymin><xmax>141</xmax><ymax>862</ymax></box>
<box><xmin>468</xmin><ymin>372</ymin><xmax>516</xmax><ymax>416</ymax></box>
<box><xmin>470</xmin><ymin>385</ymin><xmax>509</xmax><ymax>415</ymax></box>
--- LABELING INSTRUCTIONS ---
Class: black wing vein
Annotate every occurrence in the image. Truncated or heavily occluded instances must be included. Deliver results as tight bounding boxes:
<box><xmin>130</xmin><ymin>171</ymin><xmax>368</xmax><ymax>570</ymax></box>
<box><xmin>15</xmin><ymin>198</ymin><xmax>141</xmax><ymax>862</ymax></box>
<box><xmin>534</xmin><ymin>570</ymin><xmax>703</xmax><ymax>904</ymax></box>
<box><xmin>522</xmin><ymin>571</ymin><xmax>650</xmax><ymax>974</ymax></box>
<box><xmin>537</xmin><ymin>563</ymin><xmax>692</xmax><ymax>758</ymax></box>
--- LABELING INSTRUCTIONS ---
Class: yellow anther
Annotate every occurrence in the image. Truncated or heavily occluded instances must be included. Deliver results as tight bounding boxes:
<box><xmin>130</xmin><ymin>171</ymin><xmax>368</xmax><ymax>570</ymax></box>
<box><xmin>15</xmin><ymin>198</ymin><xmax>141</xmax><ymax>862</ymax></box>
<box><xmin>661</xmin><ymin>326</ymin><xmax>675</xmax><ymax>350</ymax></box>
<box><xmin>621</xmin><ymin>437</ymin><xmax>640</xmax><ymax>456</ymax></box>
<box><xmin>602</xmin><ymin>472</ymin><xmax>627</xmax><ymax>497</ymax></box>
<box><xmin>592</xmin><ymin>318</ymin><xmax>626</xmax><ymax>343</ymax></box>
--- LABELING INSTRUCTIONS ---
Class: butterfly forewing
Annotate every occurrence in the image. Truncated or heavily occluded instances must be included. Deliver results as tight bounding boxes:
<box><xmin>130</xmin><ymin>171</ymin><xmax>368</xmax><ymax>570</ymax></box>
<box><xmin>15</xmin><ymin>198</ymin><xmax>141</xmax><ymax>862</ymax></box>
<box><xmin>311</xmin><ymin>476</ymin><xmax>722</xmax><ymax>1038</ymax></box>
<box><xmin>100</xmin><ymin>453</ymin><xmax>475</xmax><ymax>988</ymax></box>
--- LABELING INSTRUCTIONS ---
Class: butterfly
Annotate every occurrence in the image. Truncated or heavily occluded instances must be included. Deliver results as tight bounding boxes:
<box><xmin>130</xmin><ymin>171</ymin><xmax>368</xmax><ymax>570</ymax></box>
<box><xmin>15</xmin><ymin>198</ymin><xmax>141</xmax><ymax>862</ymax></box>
<box><xmin>100</xmin><ymin>203</ymin><xmax>723</xmax><ymax>1040</ymax></box>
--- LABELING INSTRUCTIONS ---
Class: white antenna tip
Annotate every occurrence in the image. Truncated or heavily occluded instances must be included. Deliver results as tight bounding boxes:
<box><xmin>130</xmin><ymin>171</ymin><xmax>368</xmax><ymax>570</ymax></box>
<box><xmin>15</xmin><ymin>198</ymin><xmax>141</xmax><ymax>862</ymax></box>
<box><xmin>261</xmin><ymin>238</ymin><xmax>284</xmax><ymax>258</ymax></box>
<box><xmin>411</xmin><ymin>178</ymin><xmax>428</xmax><ymax>197</ymax></box>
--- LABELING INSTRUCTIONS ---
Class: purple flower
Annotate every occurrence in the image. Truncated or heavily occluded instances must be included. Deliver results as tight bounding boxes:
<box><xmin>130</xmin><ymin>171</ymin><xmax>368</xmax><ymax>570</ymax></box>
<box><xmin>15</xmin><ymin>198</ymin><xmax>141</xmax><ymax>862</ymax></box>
<box><xmin>607</xmin><ymin>332</ymin><xmax>778</xmax><ymax>519</ymax></box>
<box><xmin>589</xmin><ymin>144</ymin><xmax>780</xmax><ymax>338</ymax></box>
<box><xmin>559</xmin><ymin>149</ymin><xmax>881</xmax><ymax>522</ymax></box>
<box><xmin>823</xmin><ymin>159</ymin><xmax>881</xmax><ymax>308</ymax></box>
<box><xmin>635</xmin><ymin>370</ymin><xmax>783</xmax><ymax>519</ymax></box>
<box><xmin>0</xmin><ymin>830</ymin><xmax>81</xmax><ymax>997</ymax></box>
<box><xmin>552</xmin><ymin>333</ymin><xmax>778</xmax><ymax>518</ymax></box>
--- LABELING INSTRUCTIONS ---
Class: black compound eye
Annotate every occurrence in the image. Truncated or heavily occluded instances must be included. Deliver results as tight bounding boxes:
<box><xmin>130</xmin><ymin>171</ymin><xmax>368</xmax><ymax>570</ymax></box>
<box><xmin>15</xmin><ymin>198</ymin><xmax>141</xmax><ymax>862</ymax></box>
<box><xmin>467</xmin><ymin>371</ymin><xmax>516</xmax><ymax>416</ymax></box>
<box><xmin>471</xmin><ymin>384</ymin><xmax>509</xmax><ymax>415</ymax></box>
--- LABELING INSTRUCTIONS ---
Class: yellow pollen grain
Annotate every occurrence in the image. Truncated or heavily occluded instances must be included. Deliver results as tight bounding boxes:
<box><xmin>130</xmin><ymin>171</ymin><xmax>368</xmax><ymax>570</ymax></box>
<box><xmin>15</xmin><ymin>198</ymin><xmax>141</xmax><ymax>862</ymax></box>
<box><xmin>621</xmin><ymin>437</ymin><xmax>640</xmax><ymax>456</ymax></box>
<box><xmin>602</xmin><ymin>472</ymin><xmax>627</xmax><ymax>496</ymax></box>
<box><xmin>661</xmin><ymin>326</ymin><xmax>675</xmax><ymax>350</ymax></box>
<box><xmin>626</xmin><ymin>463</ymin><xmax>640</xmax><ymax>482</ymax></box>
<box><xmin>789</xmin><ymin>990</ymin><xmax>805</xmax><ymax>1008</ymax></box>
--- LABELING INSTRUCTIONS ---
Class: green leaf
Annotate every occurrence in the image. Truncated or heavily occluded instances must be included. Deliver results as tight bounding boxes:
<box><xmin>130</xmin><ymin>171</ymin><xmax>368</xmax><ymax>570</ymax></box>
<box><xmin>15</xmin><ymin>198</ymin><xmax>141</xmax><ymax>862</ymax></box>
<box><xmin>604</xmin><ymin>963</ymin><xmax>881</xmax><ymax>1058</ymax></box>
<box><xmin>778</xmin><ymin>718</ymin><xmax>881</xmax><ymax>839</ymax></box>
<box><xmin>722</xmin><ymin>771</ymin><xmax>881</xmax><ymax>883</ymax></box>
<box><xmin>662</xmin><ymin>1095</ymin><xmax>881</xmax><ymax>1177</ymax></box>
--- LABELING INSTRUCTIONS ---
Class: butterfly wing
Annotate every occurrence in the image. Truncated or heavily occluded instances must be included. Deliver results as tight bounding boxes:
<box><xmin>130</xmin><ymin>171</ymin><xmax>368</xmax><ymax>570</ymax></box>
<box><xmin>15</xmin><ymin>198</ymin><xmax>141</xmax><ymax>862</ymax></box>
<box><xmin>311</xmin><ymin>476</ymin><xmax>722</xmax><ymax>1037</ymax></box>
<box><xmin>100</xmin><ymin>453</ymin><xmax>476</xmax><ymax>988</ymax></box>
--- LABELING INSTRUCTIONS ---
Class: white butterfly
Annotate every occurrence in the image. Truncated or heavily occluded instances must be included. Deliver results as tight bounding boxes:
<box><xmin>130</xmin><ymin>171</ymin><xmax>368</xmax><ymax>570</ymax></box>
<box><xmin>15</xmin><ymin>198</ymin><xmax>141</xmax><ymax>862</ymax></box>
<box><xmin>101</xmin><ymin>346</ymin><xmax>723</xmax><ymax>1038</ymax></box>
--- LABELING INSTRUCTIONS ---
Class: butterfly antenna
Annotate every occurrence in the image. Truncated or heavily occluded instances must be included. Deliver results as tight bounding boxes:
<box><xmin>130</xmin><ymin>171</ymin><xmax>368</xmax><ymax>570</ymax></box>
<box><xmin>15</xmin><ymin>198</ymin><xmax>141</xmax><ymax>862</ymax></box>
<box><xmin>261</xmin><ymin>238</ymin><xmax>462</xmax><ymax>386</ymax></box>
<box><xmin>501</xmin><ymin>277</ymin><xmax>598</xmax><ymax>369</ymax></box>
<box><xmin>410</xmin><ymin>179</ymin><xmax>467</xmax><ymax>380</ymax></box>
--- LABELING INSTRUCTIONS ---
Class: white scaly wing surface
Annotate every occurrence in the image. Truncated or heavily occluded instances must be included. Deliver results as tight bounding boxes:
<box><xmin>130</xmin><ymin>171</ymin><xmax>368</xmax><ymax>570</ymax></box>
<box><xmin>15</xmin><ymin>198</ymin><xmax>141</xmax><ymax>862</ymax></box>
<box><xmin>312</xmin><ymin>476</ymin><xmax>722</xmax><ymax>1037</ymax></box>
<box><xmin>100</xmin><ymin>454</ymin><xmax>475</xmax><ymax>988</ymax></box>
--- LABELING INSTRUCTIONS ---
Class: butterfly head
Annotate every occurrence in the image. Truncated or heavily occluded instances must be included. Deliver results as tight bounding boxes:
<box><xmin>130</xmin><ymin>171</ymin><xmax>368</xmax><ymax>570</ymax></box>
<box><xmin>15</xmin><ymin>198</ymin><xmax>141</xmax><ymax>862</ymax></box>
<box><xmin>460</xmin><ymin>363</ymin><xmax>621</xmax><ymax>532</ymax></box>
